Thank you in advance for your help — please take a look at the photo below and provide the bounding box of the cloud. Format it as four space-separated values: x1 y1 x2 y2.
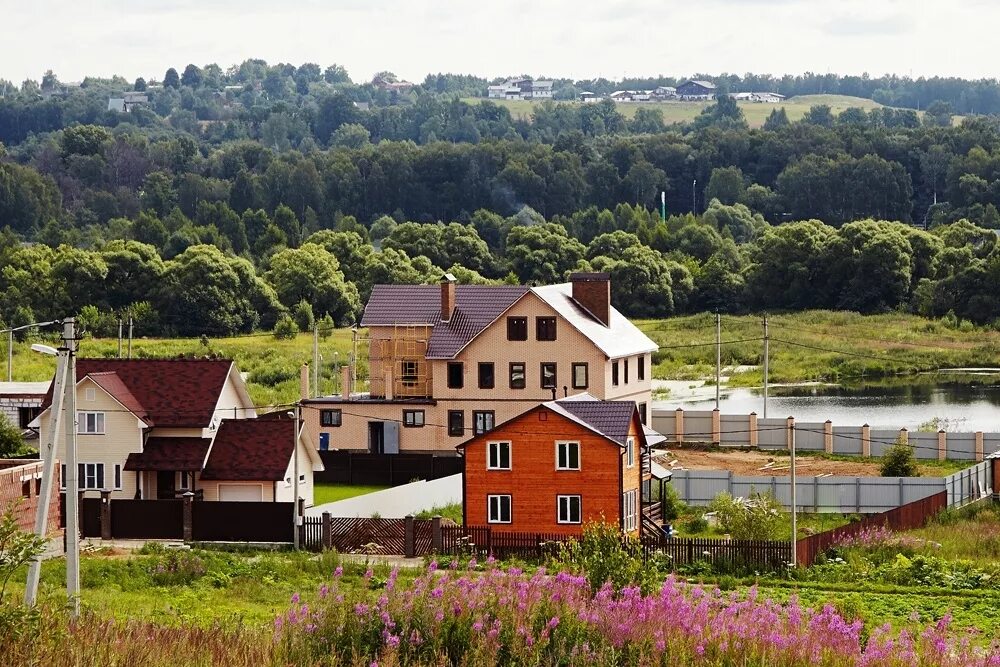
823 13 916 36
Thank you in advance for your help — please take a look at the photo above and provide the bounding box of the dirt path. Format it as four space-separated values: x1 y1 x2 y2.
655 448 886 477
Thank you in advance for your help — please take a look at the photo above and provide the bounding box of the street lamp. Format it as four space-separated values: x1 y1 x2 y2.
3 320 59 381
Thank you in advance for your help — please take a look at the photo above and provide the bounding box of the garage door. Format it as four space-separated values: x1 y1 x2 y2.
218 484 263 501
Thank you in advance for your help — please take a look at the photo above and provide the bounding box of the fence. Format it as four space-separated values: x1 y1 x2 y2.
795 491 948 565
315 451 463 486
641 536 791 571
306 474 462 518
651 408 1000 462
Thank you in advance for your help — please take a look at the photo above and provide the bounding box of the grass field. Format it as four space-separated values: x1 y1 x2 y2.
313 483 387 506
465 94 891 128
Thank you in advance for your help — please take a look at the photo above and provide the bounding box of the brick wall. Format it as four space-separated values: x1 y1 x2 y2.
0 459 61 533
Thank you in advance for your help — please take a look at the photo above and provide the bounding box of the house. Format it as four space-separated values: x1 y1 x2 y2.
33 359 260 501
487 84 507 99
489 78 554 100
732 91 785 103
676 80 717 99
530 80 554 99
107 92 148 113
579 91 600 103
302 272 658 456
458 394 648 535
0 381 48 441
652 86 677 100
609 90 634 102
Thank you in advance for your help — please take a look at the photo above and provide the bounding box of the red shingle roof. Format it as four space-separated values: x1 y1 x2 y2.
41 359 235 428
123 437 212 472
86 372 149 424
199 419 294 481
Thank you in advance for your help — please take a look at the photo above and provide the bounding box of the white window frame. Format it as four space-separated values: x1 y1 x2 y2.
625 437 635 468
84 387 96 402
487 441 511 470
487 494 511 523
623 489 638 532
78 463 105 490
77 411 105 435
555 441 581 471
557 495 582 524
178 471 191 490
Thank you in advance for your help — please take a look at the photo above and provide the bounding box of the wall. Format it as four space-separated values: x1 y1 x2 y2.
0 459 61 533
197 480 276 502
306 474 462 518
273 435 317 506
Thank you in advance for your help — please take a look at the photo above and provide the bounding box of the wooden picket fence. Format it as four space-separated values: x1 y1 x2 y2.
641 535 791 570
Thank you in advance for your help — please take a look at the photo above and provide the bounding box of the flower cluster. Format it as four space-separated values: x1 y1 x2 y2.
834 526 933 552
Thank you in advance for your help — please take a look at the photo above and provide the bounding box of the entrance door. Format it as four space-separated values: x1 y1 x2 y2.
368 422 385 454
157 471 176 499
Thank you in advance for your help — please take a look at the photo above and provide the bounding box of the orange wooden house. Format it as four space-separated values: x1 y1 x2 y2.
457 394 649 535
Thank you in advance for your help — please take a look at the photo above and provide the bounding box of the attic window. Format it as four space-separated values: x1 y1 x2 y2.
85 388 96 402
507 317 527 341
536 317 557 341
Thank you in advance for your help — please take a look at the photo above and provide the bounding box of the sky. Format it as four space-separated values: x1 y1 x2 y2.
2 0 997 85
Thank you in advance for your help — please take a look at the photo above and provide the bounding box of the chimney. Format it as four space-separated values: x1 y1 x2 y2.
440 273 457 322
299 364 310 400
570 272 611 327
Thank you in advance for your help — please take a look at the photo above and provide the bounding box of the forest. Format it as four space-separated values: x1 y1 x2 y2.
5 61 1000 335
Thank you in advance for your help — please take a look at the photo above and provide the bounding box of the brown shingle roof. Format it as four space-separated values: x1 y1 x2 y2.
548 397 639 447
41 359 235 428
86 372 150 424
199 419 293 481
360 284 529 359
123 437 211 471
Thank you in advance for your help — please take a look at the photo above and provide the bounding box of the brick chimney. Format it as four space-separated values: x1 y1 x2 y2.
570 272 611 327
440 273 457 322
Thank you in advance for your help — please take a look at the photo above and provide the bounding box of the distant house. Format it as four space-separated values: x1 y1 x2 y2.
372 76 414 93
0 381 48 441
676 80 717 99
458 394 649 535
733 91 785 103
652 86 677 100
488 78 554 100
487 84 507 99
609 90 633 101
108 92 148 113
579 91 600 103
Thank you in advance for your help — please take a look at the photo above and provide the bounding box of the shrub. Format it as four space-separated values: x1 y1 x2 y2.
708 491 783 540
317 313 334 340
662 483 685 522
880 438 919 477
147 551 207 586
292 300 314 332
551 521 656 593
273 314 298 340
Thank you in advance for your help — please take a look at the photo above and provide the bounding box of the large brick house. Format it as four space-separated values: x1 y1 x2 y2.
458 394 648 535
302 273 658 454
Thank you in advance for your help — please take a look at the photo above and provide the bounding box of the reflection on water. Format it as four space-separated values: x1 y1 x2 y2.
665 374 1000 431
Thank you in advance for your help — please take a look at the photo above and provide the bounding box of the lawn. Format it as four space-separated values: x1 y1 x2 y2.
313 483 387 506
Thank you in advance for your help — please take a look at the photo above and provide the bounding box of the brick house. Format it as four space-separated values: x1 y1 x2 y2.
302 273 658 455
0 459 60 533
458 394 648 535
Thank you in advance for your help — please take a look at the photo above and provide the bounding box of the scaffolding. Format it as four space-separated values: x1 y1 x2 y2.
367 324 432 399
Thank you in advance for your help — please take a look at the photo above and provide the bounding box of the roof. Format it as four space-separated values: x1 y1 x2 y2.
124 437 211 472
531 283 658 358
200 419 296 481
86 372 150 424
546 394 639 447
40 359 237 428
0 381 49 398
682 80 717 89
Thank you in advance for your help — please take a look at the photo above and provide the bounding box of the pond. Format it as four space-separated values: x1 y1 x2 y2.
658 371 1000 432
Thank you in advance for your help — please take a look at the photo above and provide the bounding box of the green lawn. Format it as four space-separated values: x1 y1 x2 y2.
313 483 387 506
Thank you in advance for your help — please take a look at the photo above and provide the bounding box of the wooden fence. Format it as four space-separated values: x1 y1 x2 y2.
642 536 791 570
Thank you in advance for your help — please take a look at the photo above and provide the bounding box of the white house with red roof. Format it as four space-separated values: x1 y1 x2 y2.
33 359 322 503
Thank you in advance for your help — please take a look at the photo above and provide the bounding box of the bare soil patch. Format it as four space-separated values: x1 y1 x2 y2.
656 448 883 477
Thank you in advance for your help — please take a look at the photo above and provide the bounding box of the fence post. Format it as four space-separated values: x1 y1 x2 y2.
938 430 947 462
824 421 833 454
856 477 861 514
749 412 758 448
675 408 684 444
100 489 112 540
711 408 721 445
976 432 985 462
899 427 909 446
786 416 795 452
432 515 442 553
182 491 194 542
862 424 871 458
898 477 904 507
405 515 415 558
322 512 332 550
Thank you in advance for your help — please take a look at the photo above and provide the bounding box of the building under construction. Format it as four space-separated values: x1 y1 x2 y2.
366 324 433 399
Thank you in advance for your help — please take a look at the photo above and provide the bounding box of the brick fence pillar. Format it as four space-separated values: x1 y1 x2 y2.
431 515 442 553
404 515 415 558
862 424 871 458
675 408 684 444
976 432 985 462
938 430 947 462
322 512 332 550
711 409 721 445
824 420 833 454
100 489 112 541
749 412 758 448
899 427 909 446
182 491 194 541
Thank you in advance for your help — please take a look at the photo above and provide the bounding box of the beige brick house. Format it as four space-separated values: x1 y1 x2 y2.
302 273 657 454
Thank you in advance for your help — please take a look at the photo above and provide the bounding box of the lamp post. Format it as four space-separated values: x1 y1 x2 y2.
3 320 59 381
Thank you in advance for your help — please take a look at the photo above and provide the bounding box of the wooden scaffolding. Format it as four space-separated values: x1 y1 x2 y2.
367 324 432 399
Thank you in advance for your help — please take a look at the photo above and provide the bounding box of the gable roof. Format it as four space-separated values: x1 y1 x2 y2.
546 394 640 447
40 359 236 428
681 80 717 89
200 418 323 481
124 437 211 472
86 372 150 424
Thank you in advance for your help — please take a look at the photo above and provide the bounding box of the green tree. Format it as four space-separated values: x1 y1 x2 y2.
505 223 585 284
0 413 25 457
705 167 746 205
762 107 790 131
330 123 371 149
163 67 180 88
265 243 362 325
273 313 298 340
181 64 202 87
292 299 315 331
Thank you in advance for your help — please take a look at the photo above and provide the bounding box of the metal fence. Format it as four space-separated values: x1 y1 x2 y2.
315 451 463 486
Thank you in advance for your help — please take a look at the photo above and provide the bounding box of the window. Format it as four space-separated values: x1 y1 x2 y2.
612 361 620 387
488 495 512 523
401 360 419 386
557 495 582 524
536 316 557 341
638 355 645 381
448 410 464 437
60 464 65 490
638 402 648 425
77 412 105 434
624 359 630 384
114 464 122 490
487 441 511 470
84 387 96 402
18 406 40 428
556 441 580 470
320 409 342 427
478 362 495 389
178 471 190 490
623 490 638 532
403 410 425 427
507 317 527 341
572 363 588 389
509 362 526 389
75 463 105 490
625 437 635 468
447 362 464 389
474 411 495 435
540 362 557 389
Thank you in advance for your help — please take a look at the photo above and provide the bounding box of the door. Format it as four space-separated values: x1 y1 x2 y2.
157 470 176 499
218 484 263 501
368 422 385 454
383 421 400 455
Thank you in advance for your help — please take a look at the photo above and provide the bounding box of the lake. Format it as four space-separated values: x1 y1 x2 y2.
658 372 1000 432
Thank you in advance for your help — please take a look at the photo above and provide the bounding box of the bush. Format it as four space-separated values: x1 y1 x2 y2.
317 313 334 340
662 484 685 522
551 521 657 593
292 300 314 332
273 314 298 340
0 413 25 458
880 438 919 477
708 491 783 540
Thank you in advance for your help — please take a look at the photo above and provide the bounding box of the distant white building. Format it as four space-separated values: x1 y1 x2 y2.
579 91 601 103
108 92 148 113
732 91 785 103
488 78 554 100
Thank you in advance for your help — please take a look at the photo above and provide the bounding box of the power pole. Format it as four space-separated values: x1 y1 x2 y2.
715 313 721 410
789 421 797 567
117 319 123 359
312 324 319 398
292 403 300 550
63 317 80 616
692 179 697 214
127 317 133 359
762 314 769 420
24 337 69 606
660 191 666 223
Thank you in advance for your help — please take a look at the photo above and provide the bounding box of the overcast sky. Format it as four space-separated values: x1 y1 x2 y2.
2 0 996 85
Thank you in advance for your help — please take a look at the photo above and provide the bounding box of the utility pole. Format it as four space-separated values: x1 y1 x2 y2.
789 421 797 568
24 336 69 606
715 313 721 410
312 324 319 398
292 403 300 550
63 317 80 616
762 314 769 420
117 319 123 359
660 191 666 223
127 317 133 359
692 179 697 214
351 327 359 395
